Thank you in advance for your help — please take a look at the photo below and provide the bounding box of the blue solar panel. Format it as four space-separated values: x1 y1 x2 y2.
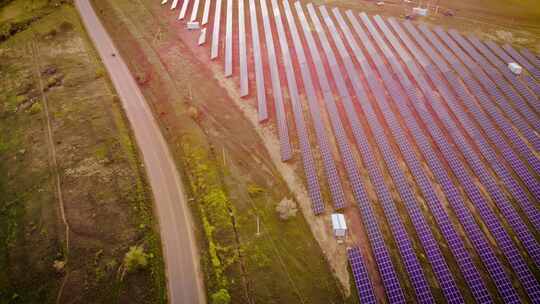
380 15 540 302
288 2 406 302
324 6 466 303
238 0 248 96
272 0 344 213
259 0 292 161
248 0 268 121
307 4 434 302
348 247 377 304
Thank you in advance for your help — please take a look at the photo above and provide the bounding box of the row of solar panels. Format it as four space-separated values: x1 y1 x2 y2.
161 0 539 302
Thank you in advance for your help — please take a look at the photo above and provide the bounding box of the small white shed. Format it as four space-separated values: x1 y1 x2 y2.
508 62 522 75
412 7 428 16
331 213 347 238
187 21 200 30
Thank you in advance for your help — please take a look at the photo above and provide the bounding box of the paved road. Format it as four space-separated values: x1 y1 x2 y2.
75 1 206 303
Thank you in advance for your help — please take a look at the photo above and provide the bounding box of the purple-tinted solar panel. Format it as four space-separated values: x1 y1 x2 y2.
271 0 332 214
170 0 180 10
259 0 292 161
474 42 540 131
201 0 211 25
307 4 434 302
502 44 540 81
210 0 222 59
482 39 540 108
288 2 405 302
272 0 345 209
179 0 191 19
364 13 524 301
238 0 248 96
348 247 377 304
322 6 464 303
379 15 540 302
345 10 492 303
520 48 540 69
447 30 540 174
189 0 200 21
224 0 233 76
390 14 540 274
248 0 268 121
419 24 540 227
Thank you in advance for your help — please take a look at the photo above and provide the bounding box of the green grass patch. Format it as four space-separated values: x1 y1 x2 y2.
180 138 241 304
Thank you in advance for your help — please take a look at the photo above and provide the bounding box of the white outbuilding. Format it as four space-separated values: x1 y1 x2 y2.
331 213 347 239
508 62 523 75
412 7 428 16
187 21 200 30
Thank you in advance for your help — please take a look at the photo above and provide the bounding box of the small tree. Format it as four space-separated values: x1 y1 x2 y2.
276 198 297 220
211 289 231 304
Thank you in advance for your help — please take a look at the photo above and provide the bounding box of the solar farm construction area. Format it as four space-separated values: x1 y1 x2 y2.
128 0 540 301
158 0 540 302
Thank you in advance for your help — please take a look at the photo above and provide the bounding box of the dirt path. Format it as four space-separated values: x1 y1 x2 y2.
74 0 206 303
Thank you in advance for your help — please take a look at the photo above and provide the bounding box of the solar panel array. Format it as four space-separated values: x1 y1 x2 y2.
417 24 540 231
480 36 538 105
238 0 248 96
385 17 540 300
162 1 540 302
346 10 492 303
503 44 540 81
289 2 405 301
248 0 267 122
347 247 377 304
270 0 331 213
259 0 292 162
446 31 540 175
399 22 540 255
224 0 233 76
210 0 222 59
520 48 540 69
362 12 522 303
322 6 462 302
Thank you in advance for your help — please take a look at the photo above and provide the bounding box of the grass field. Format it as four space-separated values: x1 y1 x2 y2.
0 1 166 303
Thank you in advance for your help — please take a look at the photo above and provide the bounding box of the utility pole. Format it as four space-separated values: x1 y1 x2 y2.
256 215 260 236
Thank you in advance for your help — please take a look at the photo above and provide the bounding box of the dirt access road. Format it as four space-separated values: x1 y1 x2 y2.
74 0 206 303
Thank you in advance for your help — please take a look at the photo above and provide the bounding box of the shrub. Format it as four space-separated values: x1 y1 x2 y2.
28 102 42 114
124 246 149 272
211 289 231 304
276 198 297 220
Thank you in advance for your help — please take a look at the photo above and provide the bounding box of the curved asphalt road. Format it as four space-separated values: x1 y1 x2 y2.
75 1 206 303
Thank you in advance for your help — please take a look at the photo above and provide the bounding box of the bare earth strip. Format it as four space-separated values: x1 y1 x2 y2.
74 0 206 303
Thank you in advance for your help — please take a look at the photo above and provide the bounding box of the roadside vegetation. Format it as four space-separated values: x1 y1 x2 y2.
89 0 356 302
0 0 165 303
